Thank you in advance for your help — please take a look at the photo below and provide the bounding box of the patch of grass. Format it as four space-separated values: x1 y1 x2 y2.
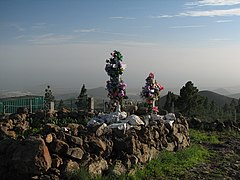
68 167 93 180
190 129 220 144
133 144 211 179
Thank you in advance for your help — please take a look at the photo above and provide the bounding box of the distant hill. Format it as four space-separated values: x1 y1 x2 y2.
159 90 237 109
88 87 108 99
55 87 140 100
0 90 34 98
212 88 231 96
55 92 78 100
55 87 108 100
88 87 141 100
198 91 236 107
228 93 240 100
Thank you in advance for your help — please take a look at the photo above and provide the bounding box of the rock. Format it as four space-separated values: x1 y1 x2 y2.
43 123 61 134
77 124 88 136
122 155 132 169
109 123 130 135
88 158 108 175
165 113 176 121
45 133 53 143
128 154 139 166
41 174 60 180
0 136 52 177
15 119 29 133
95 123 109 137
151 113 162 121
180 135 190 148
166 142 175 151
49 139 69 155
65 133 83 146
51 154 63 168
62 159 79 174
0 119 16 138
126 115 145 126
119 111 128 119
48 168 61 176
67 123 79 136
0 138 15 155
174 133 184 143
113 136 129 156
138 143 151 163
55 131 66 141
79 152 91 167
149 147 159 161
188 117 202 129
128 168 137 176
88 137 107 156
67 147 84 160
112 160 127 175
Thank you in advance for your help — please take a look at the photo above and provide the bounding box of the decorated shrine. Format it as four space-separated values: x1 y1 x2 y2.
141 73 164 113
105 50 127 111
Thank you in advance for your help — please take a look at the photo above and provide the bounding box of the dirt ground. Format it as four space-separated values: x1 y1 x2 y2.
183 132 240 180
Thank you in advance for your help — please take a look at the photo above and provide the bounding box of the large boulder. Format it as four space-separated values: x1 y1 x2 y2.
0 136 52 178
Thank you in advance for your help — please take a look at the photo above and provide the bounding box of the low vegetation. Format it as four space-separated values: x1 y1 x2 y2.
133 144 210 180
189 129 220 144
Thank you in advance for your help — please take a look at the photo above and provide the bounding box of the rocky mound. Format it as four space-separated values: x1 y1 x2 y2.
0 114 190 179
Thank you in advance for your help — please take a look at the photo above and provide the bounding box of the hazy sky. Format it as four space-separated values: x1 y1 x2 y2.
0 0 240 92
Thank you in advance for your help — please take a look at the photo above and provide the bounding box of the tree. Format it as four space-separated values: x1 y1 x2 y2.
76 84 88 111
236 98 240 113
230 98 237 111
58 99 65 111
176 81 201 116
203 97 209 110
210 100 216 112
44 85 55 111
223 103 230 113
163 91 176 113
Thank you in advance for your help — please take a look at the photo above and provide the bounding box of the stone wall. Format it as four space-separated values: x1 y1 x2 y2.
0 114 190 179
